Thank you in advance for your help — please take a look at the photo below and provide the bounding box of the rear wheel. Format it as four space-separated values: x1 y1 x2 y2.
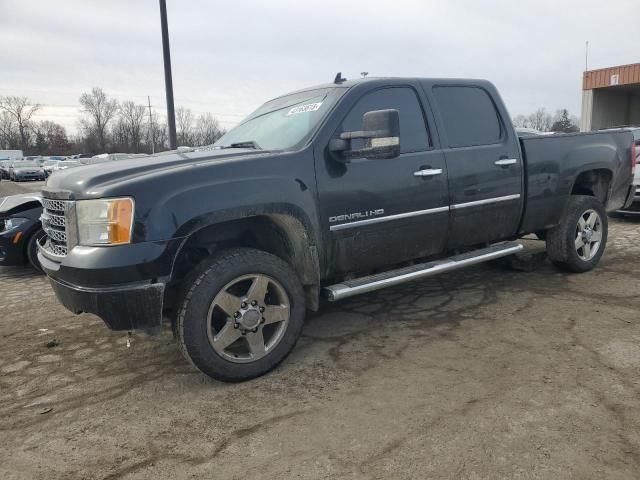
175 248 305 382
546 195 607 273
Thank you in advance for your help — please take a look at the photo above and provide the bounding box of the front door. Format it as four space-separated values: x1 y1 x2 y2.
317 86 450 273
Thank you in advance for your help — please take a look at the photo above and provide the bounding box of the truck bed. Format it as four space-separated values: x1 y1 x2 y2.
518 130 634 234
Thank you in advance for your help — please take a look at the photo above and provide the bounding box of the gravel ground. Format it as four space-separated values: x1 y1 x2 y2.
1 180 639 479
0 179 45 196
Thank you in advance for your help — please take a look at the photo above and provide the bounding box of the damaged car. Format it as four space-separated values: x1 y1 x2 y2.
0 193 45 272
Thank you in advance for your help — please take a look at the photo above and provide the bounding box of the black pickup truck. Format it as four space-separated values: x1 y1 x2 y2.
38 77 636 381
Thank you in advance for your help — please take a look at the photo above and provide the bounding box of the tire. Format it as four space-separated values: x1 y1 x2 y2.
546 195 608 273
26 229 46 273
175 248 306 382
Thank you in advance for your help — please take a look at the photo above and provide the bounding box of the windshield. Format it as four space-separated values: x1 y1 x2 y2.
213 87 344 151
13 162 39 168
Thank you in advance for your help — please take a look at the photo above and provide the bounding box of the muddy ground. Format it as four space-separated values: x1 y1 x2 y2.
1 180 639 479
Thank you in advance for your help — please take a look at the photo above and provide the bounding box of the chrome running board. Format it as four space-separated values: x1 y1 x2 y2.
323 241 523 301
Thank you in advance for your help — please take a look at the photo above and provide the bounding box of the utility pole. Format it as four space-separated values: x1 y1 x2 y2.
147 96 155 154
159 0 177 150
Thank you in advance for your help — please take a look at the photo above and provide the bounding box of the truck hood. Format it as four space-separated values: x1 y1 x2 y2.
43 148 274 200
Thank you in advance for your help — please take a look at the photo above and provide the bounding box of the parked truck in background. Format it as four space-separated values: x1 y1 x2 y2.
37 77 636 382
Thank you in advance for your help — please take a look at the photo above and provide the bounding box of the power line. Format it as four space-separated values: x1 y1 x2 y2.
32 102 245 119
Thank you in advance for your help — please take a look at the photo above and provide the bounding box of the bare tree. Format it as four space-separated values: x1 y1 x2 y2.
119 101 147 152
79 87 118 152
514 107 578 133
111 118 129 151
526 108 553 132
194 113 225 146
147 119 168 154
0 96 40 150
31 120 69 155
0 110 20 149
176 107 195 146
512 114 529 129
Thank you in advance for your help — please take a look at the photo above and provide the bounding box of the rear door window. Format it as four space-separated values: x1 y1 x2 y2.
433 86 503 148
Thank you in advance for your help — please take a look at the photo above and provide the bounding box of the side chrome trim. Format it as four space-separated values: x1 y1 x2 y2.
330 194 521 231
329 206 449 231
452 194 521 210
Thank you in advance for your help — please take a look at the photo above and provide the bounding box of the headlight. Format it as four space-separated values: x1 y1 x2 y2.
1 217 29 232
76 197 134 246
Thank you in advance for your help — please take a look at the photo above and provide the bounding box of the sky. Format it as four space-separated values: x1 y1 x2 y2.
1 0 639 134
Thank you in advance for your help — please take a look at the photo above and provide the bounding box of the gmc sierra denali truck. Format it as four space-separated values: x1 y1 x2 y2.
38 77 636 382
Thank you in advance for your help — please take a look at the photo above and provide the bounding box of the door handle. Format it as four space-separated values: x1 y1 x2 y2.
414 168 443 177
494 158 518 166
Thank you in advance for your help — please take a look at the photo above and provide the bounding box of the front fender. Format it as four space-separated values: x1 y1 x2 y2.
131 151 320 243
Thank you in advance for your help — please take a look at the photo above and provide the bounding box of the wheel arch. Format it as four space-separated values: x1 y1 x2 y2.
169 212 321 311
570 168 613 205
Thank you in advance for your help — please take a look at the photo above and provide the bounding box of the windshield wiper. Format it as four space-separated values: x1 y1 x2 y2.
224 141 262 150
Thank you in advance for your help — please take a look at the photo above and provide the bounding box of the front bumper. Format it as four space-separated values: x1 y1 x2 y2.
14 174 45 181
0 223 35 266
47 274 165 331
38 237 184 331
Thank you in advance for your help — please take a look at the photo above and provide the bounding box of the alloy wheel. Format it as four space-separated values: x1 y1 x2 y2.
206 274 290 363
575 209 602 261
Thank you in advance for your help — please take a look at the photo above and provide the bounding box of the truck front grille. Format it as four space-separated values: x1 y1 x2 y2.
41 198 73 256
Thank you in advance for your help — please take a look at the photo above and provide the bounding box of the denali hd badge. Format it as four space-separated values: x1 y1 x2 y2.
329 209 385 223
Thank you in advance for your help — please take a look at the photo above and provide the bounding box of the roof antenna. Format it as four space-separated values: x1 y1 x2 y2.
334 72 347 84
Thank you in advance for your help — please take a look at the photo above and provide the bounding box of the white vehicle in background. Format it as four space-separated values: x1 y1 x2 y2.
515 128 556 137
51 160 81 172
79 153 148 166
0 150 24 161
42 160 61 177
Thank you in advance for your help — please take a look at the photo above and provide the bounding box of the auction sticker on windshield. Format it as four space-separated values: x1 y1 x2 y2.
286 102 323 116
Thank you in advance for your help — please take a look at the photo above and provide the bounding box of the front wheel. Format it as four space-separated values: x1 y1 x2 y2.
26 229 46 273
546 195 608 273
175 248 306 382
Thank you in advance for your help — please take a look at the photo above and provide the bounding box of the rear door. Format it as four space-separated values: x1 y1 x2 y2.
316 85 449 273
428 84 523 247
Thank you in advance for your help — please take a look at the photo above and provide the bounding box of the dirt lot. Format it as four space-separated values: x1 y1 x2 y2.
1 180 639 480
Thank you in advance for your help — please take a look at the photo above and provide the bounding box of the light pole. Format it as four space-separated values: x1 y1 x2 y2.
159 0 177 150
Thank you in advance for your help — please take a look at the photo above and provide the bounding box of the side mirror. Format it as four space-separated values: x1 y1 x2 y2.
330 109 400 162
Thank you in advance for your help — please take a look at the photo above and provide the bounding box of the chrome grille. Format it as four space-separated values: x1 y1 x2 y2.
41 198 73 256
